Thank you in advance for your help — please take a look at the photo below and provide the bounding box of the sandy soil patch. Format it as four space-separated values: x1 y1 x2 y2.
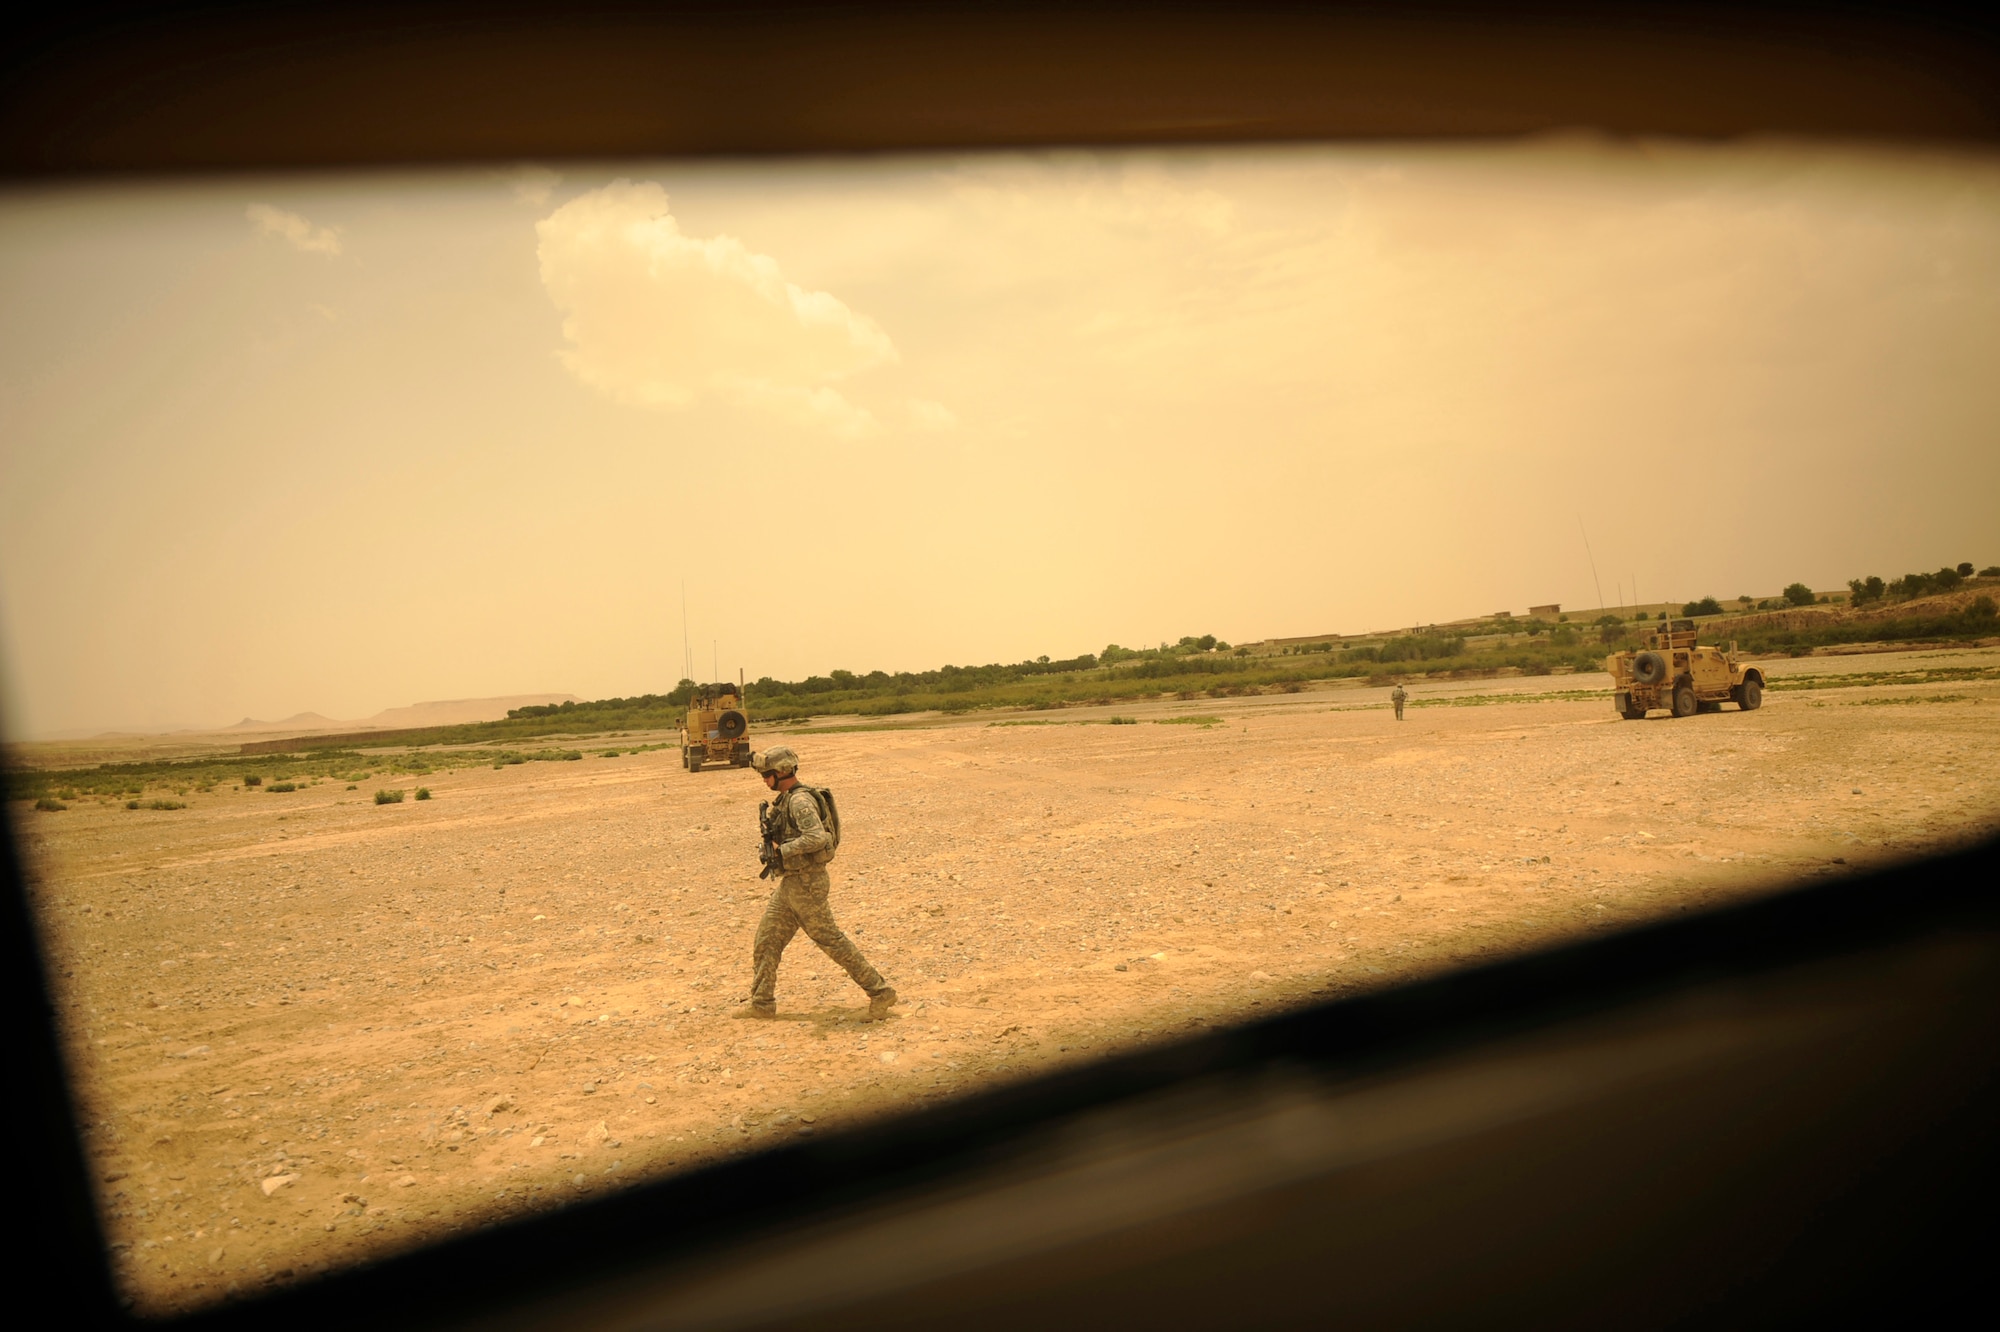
16 647 2000 1312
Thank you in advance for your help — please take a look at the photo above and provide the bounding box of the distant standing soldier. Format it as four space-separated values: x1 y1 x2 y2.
1391 682 1408 721
738 746 896 1021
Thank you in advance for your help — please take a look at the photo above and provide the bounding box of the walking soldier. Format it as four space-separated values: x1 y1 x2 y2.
738 746 896 1021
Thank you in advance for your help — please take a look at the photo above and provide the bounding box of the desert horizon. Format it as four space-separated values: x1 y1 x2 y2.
5 139 1999 741
13 566 1991 756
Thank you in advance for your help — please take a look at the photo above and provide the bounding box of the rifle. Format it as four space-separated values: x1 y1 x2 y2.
757 799 783 879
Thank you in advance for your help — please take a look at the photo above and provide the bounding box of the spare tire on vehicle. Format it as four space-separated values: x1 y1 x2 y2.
1632 651 1668 685
717 709 748 739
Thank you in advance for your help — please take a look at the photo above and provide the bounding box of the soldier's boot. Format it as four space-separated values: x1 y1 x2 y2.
867 987 899 1021
733 1000 777 1020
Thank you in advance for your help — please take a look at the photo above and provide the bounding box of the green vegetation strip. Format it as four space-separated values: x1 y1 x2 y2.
6 743 603 804
12 604 1996 800
1766 665 2000 691
987 715 1223 728
1406 689 1609 708
1729 598 1996 655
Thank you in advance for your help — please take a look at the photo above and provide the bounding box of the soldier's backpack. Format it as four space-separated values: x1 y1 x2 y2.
789 784 841 860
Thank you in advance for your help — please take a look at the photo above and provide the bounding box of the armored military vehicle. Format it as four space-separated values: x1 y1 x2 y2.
1607 619 1765 720
681 682 751 772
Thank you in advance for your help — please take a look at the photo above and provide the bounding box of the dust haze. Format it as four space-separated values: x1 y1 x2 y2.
4 139 1998 737
5 141 2000 1313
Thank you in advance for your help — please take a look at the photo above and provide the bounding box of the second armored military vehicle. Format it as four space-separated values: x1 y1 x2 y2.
1606 619 1765 720
681 682 751 772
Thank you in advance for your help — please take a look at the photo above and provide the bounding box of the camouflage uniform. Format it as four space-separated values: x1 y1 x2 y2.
1391 684 1407 721
751 785 886 1007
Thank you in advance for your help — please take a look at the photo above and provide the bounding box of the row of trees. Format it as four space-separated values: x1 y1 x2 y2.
495 562 1995 728
505 638 1249 720
1849 562 1993 607
1672 562 1992 621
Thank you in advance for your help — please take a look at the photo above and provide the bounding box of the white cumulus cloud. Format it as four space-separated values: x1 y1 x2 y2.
246 203 342 256
906 398 959 431
535 180 897 437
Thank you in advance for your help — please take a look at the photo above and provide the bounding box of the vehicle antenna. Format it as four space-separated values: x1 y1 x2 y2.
681 581 692 686
1579 517 1606 613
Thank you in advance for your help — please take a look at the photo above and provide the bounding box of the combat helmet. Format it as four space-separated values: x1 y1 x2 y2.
751 746 799 776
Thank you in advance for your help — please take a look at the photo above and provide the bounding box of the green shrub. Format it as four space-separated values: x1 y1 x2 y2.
1783 582 1815 607
375 789 404 805
1682 596 1724 616
415 787 432 800
125 799 141 810
34 797 66 812
147 799 186 810
1108 716 1137 724
346 784 358 790
268 781 297 793
1981 566 2000 578
600 750 621 758
1848 575 1886 607
243 775 262 787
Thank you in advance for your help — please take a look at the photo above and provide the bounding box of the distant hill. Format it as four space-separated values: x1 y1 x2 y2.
33 695 580 744
353 695 579 730
222 712 345 733
220 696 579 736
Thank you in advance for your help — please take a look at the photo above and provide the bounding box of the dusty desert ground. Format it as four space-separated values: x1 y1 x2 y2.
14 647 2000 1313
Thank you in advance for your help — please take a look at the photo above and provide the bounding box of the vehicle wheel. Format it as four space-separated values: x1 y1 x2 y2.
1632 651 1668 686
1739 678 1762 711
1671 683 1697 718
688 753 702 773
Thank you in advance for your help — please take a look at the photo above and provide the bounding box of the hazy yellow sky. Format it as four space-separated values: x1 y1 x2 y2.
3 139 1997 736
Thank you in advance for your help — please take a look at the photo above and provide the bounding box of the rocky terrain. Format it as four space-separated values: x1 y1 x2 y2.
15 647 2000 1314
